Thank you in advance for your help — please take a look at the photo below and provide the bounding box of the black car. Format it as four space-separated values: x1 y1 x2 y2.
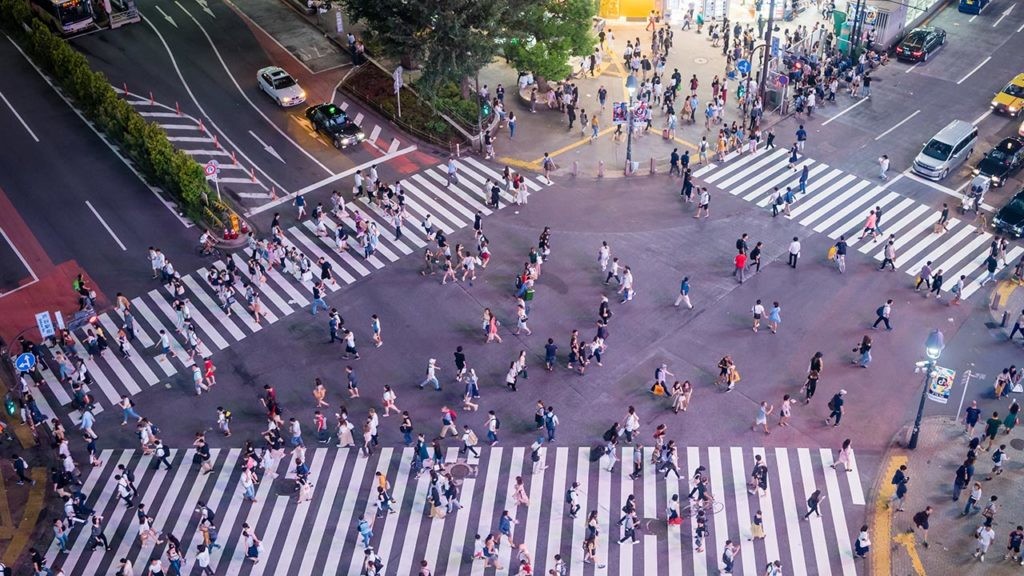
305 103 365 149
994 188 1024 238
895 27 946 63
973 137 1024 187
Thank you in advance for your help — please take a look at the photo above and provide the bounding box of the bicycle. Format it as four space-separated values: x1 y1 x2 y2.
682 494 724 516
196 244 224 259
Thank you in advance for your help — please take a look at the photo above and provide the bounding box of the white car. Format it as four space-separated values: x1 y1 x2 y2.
257 66 306 107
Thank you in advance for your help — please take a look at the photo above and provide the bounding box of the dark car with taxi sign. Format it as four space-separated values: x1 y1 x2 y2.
973 137 1024 187
305 103 366 149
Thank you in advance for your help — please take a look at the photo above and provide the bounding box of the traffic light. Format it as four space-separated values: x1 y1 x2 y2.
4 395 16 417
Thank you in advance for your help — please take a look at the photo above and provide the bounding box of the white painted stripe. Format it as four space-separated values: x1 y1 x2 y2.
298 450 352 576
0 88 40 142
806 183 883 231
641 447 657 574
869 215 937 262
333 208 412 257
201 449 245 572
159 123 201 130
39 346 74 408
51 451 129 561
875 110 920 141
182 149 231 156
543 447 569 575
452 160 516 205
401 179 469 231
130 450 195 559
743 161 823 203
29 390 57 430
217 456 277 573
145 290 197 367
707 447 728 575
957 56 991 84
729 448 756 576
315 448 369 573
691 161 717 178
949 244 1001 298
775 448 808 576
845 450 866 506
666 446 684 576
798 448 832 575
791 176 864 221
218 178 270 189
687 446 708 576
594 448 613 573
821 191 902 238
275 232 345 291
81 455 154 574
415 172 479 220
289 226 363 281
217 260 292 317
753 448 782 572
568 448 590 576
368 124 381 143
159 447 221 554
905 222 973 277
822 97 867 125
419 448 461 573
68 334 121 405
820 449 858 575
439 445 480 576
851 205 930 253
181 273 244 343
235 252 309 306
120 305 155 349
89 339 142 396
522 445 549 574
306 219 390 267
469 447 503 576
347 448 397 574
138 111 185 118
97 314 159 386
619 447 634 575
964 245 1024 298
131 297 190 370
352 197 428 250
166 136 214 142
85 201 127 251
899 219 962 268
704 148 786 184
354 112 364 125
387 183 464 235
498 448 526 571
717 149 793 189
422 169 493 215
832 197 916 242
339 101 349 111
931 233 991 286
255 451 325 576
754 165 844 207
388 138 400 153
247 494 290 576
463 156 545 193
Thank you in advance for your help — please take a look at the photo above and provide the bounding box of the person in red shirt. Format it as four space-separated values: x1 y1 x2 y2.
734 251 747 284
203 358 217 388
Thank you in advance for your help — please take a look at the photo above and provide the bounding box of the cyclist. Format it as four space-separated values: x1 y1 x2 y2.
198 230 217 256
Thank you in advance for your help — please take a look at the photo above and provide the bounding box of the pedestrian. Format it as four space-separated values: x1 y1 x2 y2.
795 124 807 151
779 394 795 426
721 540 740 573
951 274 967 305
342 329 361 360
418 358 440 391
872 299 893 330
544 407 559 442
984 412 1002 450
752 401 773 435
487 410 500 445
878 155 890 180
673 276 693 308
751 299 764 332
798 164 809 194
788 237 800 268
825 390 846 426
832 438 854 472
963 481 983 515
855 525 871 559
734 250 747 283
803 489 826 519
694 187 710 218
1005 526 1024 563
1008 309 1024 341
629 442 644 480
499 509 518 548
879 239 897 271
768 301 781 334
913 506 932 548
975 523 996 562
749 509 766 541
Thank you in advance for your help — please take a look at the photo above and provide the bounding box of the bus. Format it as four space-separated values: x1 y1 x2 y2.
958 0 991 14
28 0 95 35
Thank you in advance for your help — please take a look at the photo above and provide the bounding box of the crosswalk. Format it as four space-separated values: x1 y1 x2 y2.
693 148 1023 299
48 445 866 575
35 156 549 426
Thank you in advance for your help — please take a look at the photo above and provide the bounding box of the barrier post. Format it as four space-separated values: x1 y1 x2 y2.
572 160 579 178
650 157 656 174
598 160 605 178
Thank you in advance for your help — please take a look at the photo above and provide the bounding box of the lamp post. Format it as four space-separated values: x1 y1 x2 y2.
758 0 777 103
908 329 945 450
625 74 638 175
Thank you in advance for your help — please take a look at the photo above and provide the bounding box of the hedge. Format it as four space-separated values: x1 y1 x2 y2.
0 0 229 228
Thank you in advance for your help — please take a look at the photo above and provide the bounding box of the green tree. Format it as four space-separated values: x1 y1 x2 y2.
503 0 596 83
339 0 506 95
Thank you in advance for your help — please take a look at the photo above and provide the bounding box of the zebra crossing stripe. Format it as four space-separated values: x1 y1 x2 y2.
257 451 325 576
820 449 858 576
130 297 187 368
39 346 73 408
402 179 469 232
442 448 480 576
420 448 461 573
703 149 783 184
425 169 492 215
522 445 548 573
497 447 526 571
797 448 832 575
619 447 634 575
594 450 613 573
899 218 962 267
642 447 658 575
717 152 790 191
412 173 479 221
394 449 435 576
463 156 546 193
753 447 782 571
81 455 154 574
568 448 589 576
834 196 915 243
707 448 729 574
469 447 504 576
287 227 358 284
96 314 159 387
664 447 684 576
742 161 825 203
297 449 351 575
456 161 517 205
319 450 369 572
806 183 883 232
201 448 245 573
544 447 569 571
374 448 412 570
786 174 856 218
353 197 428 250
218 258 293 317
906 222 972 278
178 274 243 344
49 451 126 562
218 450 276 574
66 334 122 405
145 290 198 367
792 176 865 222
774 447 808 576
729 448 756 576
191 270 265 334
392 183 462 235
687 446 708 576
116 306 155 348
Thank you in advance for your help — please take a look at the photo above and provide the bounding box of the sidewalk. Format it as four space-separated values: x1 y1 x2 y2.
476 7 829 178
875 417 1024 576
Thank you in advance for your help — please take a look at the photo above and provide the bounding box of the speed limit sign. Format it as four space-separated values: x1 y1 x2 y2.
204 160 220 177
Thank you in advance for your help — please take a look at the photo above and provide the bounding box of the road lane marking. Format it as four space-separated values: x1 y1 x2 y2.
84 201 127 251
872 455 909 576
821 97 867 125
993 3 1016 26
904 62 920 74
957 56 991 85
875 109 920 140
171 2 334 177
972 109 993 125
0 225 38 283
0 89 39 142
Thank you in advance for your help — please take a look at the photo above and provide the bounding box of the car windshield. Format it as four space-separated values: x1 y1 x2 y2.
1005 198 1024 216
1003 84 1024 98
988 149 1009 163
58 0 91 24
272 75 297 90
904 34 926 48
922 140 952 161
322 111 347 128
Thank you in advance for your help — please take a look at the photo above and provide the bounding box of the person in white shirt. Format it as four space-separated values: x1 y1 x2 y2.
788 237 801 268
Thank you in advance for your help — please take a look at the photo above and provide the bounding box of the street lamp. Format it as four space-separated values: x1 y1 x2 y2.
908 329 945 450
625 74 638 176
757 0 777 103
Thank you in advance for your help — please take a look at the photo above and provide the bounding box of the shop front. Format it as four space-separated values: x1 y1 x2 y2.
837 0 949 51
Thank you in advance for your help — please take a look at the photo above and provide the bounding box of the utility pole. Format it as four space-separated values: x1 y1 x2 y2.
758 0 777 103
848 0 865 56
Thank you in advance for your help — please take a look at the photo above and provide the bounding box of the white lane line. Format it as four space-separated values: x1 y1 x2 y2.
165 136 212 142
821 97 867 125
845 450 866 506
798 448 833 576
541 447 568 576
880 172 905 189
85 201 127 251
957 56 992 85
904 62 920 74
368 125 382 144
707 447 729 575
1018 20 1024 32
469 448 504 576
248 145 418 215
687 447 708 576
388 138 401 153
140 15 293 199
568 449 590 576
774 448 808 576
973 109 993 126
875 109 920 141
970 14 979 22
619 447 634 576
753 448 783 573
0 226 38 282
297 451 352 576
96 314 159 386
820 450 858 576
994 3 1016 27
728 448 756 576
497 448 526 572
0 88 39 142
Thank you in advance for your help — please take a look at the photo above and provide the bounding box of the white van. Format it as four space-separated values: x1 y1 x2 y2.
913 120 978 180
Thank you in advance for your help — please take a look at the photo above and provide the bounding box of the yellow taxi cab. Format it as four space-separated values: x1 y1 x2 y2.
992 73 1024 117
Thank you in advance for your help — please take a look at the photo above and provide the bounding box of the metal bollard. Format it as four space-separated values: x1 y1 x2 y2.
455 143 461 158
1002 310 1009 327
650 157 656 174
572 160 579 177
624 160 631 176
598 160 605 178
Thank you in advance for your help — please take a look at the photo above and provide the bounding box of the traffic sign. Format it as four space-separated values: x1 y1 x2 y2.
35 311 55 338
204 160 220 177
14 353 35 373
736 59 751 75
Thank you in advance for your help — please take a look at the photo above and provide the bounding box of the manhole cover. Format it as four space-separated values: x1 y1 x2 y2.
641 518 668 537
1010 438 1024 451
694 57 709 64
445 461 478 483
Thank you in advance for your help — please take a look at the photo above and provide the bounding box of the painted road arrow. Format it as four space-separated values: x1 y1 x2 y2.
249 130 285 163
154 5 178 27
195 0 216 18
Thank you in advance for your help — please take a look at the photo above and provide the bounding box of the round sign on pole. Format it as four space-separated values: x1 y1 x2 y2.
204 160 219 177
737 59 751 75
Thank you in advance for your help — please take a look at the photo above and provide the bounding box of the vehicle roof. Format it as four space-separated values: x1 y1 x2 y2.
259 66 290 78
995 137 1024 151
